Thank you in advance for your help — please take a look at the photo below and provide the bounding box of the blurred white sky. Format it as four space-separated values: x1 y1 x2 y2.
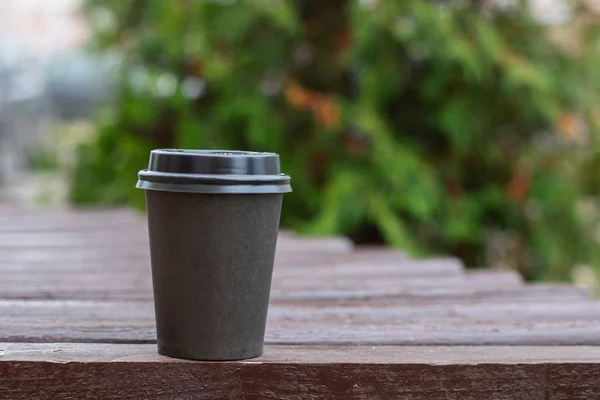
0 0 87 60
530 0 572 24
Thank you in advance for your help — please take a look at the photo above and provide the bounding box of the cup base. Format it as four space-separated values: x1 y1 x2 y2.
157 343 264 361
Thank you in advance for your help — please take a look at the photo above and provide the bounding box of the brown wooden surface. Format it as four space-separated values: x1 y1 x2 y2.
2 343 600 400
2 205 600 398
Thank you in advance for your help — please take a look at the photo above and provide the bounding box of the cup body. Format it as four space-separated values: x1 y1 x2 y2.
145 190 282 360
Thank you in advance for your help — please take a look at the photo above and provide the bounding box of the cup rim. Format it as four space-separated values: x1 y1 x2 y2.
137 170 292 194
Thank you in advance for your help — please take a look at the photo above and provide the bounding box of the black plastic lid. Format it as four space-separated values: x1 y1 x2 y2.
136 149 292 194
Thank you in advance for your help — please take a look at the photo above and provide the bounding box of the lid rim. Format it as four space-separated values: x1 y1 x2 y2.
138 169 290 184
136 179 292 194
152 149 278 157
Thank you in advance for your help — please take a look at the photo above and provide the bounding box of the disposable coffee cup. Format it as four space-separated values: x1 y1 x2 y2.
136 149 291 361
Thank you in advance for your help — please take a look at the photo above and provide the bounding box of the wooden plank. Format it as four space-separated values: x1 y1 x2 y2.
0 249 377 264
7 315 600 345
0 207 137 217
0 209 141 226
4 297 600 321
276 256 460 272
0 221 143 233
3 295 600 345
0 231 353 252
271 270 521 292
0 247 340 264
275 251 409 265
0 240 349 257
1 343 600 399
277 237 354 253
0 232 149 246
0 270 523 301
0 248 152 263
0 205 137 214
0 269 518 290
0 209 292 239
3 342 600 364
0 258 461 277
0 282 581 303
270 283 589 302
548 364 600 400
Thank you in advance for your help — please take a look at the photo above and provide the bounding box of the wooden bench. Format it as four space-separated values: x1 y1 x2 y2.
1 205 600 399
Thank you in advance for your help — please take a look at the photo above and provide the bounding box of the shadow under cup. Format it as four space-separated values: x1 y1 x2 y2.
137 149 291 361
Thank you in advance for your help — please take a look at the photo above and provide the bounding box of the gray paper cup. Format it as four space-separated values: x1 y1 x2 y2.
136 149 291 361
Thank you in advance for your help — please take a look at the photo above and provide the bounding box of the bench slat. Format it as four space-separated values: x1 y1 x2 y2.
1 343 599 400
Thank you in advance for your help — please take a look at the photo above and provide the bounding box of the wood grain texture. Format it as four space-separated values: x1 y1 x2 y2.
0 258 460 276
0 270 522 300
0 233 354 253
0 231 518 301
2 205 600 398
3 295 600 345
2 344 600 400
0 276 537 301
6 315 600 345
3 343 600 364
3 297 599 320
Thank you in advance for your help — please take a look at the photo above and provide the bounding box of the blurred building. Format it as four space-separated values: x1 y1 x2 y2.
0 0 89 185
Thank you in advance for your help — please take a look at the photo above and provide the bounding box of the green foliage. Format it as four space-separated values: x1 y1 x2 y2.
73 0 600 280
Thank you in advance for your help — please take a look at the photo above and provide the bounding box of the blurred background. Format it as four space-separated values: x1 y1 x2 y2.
2 0 600 288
